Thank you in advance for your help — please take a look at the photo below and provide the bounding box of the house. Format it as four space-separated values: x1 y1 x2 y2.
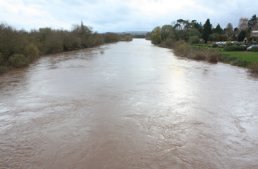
251 30 258 37
251 30 258 43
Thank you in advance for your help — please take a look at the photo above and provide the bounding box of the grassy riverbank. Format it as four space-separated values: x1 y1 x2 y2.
220 51 258 66
148 16 258 74
192 43 258 72
219 51 258 73
171 41 220 63
0 23 132 74
160 41 258 74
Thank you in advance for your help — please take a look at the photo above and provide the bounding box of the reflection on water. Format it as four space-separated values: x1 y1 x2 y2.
0 39 258 169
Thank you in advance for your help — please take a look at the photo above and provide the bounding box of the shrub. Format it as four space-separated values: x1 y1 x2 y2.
150 27 162 45
64 35 81 51
160 38 175 48
8 54 29 68
188 36 200 44
249 62 258 74
212 43 218 48
173 41 219 63
174 41 192 57
0 52 3 65
191 50 206 60
103 33 120 43
24 43 39 61
119 35 133 41
206 49 220 63
224 44 246 51
0 66 8 74
219 54 249 67
44 35 64 54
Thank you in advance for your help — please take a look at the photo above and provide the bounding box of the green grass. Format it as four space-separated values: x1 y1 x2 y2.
220 51 258 67
192 44 211 49
192 44 258 67
188 43 258 73
192 44 258 73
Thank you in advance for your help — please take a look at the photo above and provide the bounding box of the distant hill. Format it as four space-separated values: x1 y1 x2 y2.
115 31 148 36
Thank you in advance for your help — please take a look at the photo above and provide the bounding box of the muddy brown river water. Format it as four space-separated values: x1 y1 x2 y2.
0 39 258 169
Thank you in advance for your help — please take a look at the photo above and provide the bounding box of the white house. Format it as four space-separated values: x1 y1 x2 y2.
250 30 258 43
251 30 258 37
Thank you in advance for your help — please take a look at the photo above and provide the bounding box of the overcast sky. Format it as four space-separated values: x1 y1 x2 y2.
0 0 257 32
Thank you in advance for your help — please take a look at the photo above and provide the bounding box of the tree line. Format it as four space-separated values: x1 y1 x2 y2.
0 22 132 73
149 14 258 46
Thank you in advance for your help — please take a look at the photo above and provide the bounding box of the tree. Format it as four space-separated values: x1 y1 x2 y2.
72 22 93 48
233 27 239 41
191 20 203 33
24 43 39 61
0 52 3 65
225 23 234 41
237 30 247 42
175 19 184 30
150 27 162 45
187 28 201 43
202 19 212 43
160 25 174 41
0 22 133 73
248 14 258 30
213 24 223 34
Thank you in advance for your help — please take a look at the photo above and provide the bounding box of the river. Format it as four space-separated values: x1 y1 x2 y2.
0 39 258 169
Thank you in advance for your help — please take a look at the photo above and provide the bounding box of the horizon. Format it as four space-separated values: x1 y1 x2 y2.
0 0 257 32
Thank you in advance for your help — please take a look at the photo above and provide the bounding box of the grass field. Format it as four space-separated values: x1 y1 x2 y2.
220 51 258 67
192 44 258 66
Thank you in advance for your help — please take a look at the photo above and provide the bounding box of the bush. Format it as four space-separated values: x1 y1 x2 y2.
160 38 175 48
205 49 220 63
8 54 29 68
249 62 258 73
119 35 133 42
188 36 200 44
63 35 81 51
190 50 207 60
151 27 162 45
212 43 218 48
0 52 3 65
219 54 249 67
0 66 8 74
224 44 246 51
173 41 219 63
103 33 120 43
24 43 39 61
44 35 64 54
174 41 192 57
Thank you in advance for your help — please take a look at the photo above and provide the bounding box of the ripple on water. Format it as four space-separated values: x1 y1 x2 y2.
1 39 258 169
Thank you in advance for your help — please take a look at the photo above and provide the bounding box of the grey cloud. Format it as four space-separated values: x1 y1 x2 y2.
0 0 257 32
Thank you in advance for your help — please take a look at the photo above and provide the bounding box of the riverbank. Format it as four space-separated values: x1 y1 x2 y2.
196 45 258 73
0 23 132 75
158 41 258 74
169 41 220 63
0 39 132 75
220 51 258 65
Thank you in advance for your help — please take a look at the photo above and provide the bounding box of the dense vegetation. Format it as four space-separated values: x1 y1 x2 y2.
149 14 258 73
0 23 132 74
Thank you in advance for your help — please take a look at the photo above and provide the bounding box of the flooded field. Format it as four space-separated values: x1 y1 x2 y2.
1 39 258 169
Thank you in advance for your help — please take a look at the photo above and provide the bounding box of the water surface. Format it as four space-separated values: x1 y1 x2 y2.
1 39 258 169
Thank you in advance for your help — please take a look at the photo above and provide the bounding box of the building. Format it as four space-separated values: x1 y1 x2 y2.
251 30 258 42
251 30 258 37
239 18 249 30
